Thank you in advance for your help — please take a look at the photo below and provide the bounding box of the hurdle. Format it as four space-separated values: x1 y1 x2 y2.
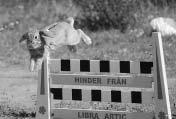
35 32 172 119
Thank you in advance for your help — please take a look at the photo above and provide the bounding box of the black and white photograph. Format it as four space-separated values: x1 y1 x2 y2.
0 0 176 119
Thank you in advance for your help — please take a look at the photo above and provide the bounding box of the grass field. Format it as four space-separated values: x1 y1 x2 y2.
0 34 176 118
0 0 176 118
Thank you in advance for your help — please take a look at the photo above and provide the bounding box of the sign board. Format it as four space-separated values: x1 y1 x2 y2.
50 74 153 88
52 108 154 119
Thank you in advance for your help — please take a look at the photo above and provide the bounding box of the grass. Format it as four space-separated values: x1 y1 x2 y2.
0 103 36 119
0 0 176 118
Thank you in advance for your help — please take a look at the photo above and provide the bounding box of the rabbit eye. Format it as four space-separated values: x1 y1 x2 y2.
34 36 38 39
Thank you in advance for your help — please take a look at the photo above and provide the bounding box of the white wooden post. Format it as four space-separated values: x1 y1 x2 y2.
152 32 172 119
36 56 51 119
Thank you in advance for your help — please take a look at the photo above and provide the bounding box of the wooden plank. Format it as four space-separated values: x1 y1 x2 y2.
51 108 154 119
71 59 80 73
102 90 111 102
110 60 120 73
63 88 72 100
49 59 153 74
50 74 153 88
152 32 172 119
121 91 131 103
49 59 61 73
90 60 100 73
142 91 154 104
82 89 91 102
36 58 51 119
50 88 153 104
130 61 140 74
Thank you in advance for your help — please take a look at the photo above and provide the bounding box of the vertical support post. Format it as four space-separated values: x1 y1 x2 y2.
152 32 172 119
36 56 51 119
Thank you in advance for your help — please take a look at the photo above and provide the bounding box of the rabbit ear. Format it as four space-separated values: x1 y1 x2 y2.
19 32 28 43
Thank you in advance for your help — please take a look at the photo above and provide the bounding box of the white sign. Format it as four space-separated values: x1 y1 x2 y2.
52 108 154 119
50 74 153 88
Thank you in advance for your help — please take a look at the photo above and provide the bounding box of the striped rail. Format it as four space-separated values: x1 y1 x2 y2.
36 32 172 119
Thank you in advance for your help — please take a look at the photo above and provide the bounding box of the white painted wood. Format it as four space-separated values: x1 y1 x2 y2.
90 60 100 73
36 57 51 119
142 91 154 104
63 88 72 100
49 59 60 73
71 59 80 73
110 60 120 73
130 61 140 74
52 108 154 119
121 91 131 103
82 89 91 102
49 87 154 104
49 59 153 74
152 32 172 119
50 73 153 88
102 90 111 102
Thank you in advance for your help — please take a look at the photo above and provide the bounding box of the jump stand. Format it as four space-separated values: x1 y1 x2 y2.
36 32 172 119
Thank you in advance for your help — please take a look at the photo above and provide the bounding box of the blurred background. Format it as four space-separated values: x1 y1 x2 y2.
0 0 176 118
0 0 176 76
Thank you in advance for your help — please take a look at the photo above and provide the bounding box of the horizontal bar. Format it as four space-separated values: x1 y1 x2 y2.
52 108 154 119
49 59 153 74
50 88 154 104
50 74 153 88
